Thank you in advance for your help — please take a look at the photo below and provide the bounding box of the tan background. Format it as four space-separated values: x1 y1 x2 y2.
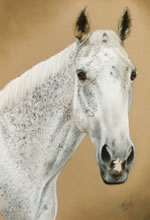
0 0 150 219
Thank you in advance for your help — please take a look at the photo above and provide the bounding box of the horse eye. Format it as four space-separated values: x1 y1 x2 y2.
77 71 87 81
130 69 137 81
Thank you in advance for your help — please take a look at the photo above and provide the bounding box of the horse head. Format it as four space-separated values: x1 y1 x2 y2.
73 8 136 184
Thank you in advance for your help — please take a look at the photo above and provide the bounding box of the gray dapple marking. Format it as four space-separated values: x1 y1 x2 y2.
0 8 137 220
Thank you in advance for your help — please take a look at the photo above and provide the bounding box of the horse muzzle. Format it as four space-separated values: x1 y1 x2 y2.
97 143 135 184
99 164 128 184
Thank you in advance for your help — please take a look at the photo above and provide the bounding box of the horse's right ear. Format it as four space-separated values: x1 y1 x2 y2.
117 7 131 42
74 8 90 42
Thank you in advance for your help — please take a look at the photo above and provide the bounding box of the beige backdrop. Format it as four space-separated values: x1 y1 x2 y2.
0 0 150 219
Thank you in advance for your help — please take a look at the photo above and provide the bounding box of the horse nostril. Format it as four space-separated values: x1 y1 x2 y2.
122 160 126 170
101 144 111 163
127 146 134 166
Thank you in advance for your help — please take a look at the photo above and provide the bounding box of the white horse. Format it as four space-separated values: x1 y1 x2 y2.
0 8 137 220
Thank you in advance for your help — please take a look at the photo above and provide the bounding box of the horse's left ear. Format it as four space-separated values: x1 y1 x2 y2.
74 8 90 42
117 8 131 42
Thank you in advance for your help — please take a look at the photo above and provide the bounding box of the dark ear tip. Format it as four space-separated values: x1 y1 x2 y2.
79 7 88 15
123 7 131 20
118 6 132 41
81 7 87 13
74 7 90 41
76 7 88 24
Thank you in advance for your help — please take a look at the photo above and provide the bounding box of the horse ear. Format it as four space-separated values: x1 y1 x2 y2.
117 7 131 41
74 8 90 42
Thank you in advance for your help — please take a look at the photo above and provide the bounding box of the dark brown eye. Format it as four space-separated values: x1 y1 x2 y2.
131 69 137 81
77 71 87 81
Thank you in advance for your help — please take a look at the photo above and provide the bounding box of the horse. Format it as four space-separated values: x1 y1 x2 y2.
0 8 137 220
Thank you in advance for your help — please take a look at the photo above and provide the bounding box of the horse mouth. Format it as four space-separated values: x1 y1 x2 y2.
101 177 126 185
99 167 128 185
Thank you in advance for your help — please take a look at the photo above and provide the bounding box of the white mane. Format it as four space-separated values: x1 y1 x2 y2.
0 30 126 114
0 42 76 113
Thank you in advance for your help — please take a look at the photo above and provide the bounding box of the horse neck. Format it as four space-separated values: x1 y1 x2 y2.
0 43 84 181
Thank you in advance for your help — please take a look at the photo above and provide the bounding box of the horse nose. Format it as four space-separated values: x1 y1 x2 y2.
100 144 135 184
109 146 135 178
101 144 135 169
